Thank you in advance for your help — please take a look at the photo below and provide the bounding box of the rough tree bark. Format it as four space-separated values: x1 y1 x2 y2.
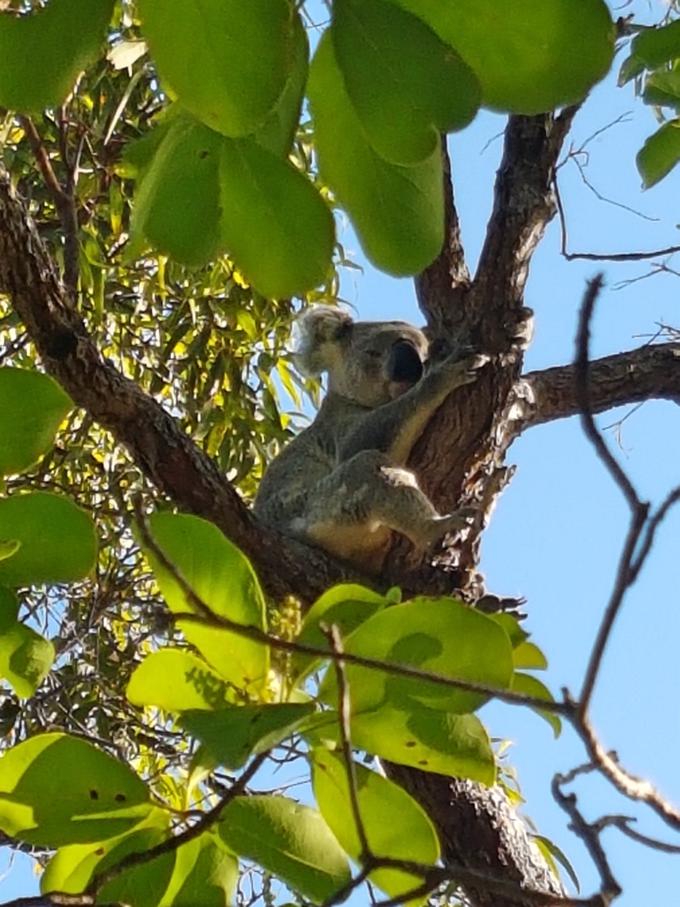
1 109 680 905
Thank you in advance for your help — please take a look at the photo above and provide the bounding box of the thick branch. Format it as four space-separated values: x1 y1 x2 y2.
0 167 352 601
520 342 680 432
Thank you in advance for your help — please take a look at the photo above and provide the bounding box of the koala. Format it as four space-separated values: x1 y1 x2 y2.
254 306 487 571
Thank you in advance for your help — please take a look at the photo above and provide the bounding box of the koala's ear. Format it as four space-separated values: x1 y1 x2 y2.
293 305 353 376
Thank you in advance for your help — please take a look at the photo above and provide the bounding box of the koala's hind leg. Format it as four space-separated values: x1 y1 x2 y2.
299 450 474 558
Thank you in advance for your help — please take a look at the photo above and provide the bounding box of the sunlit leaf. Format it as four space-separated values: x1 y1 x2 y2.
220 796 350 903
126 649 231 712
293 583 390 681
0 0 114 112
0 493 97 587
0 733 152 846
0 587 54 699
0 368 72 476
318 596 513 715
308 34 444 275
629 20 680 71
312 748 439 905
512 672 561 737
131 115 223 266
181 702 315 769
41 818 169 894
392 0 614 113
219 137 335 297
637 119 680 187
138 0 299 136
333 0 479 164
350 706 496 782
145 512 269 694
512 641 548 671
533 834 580 892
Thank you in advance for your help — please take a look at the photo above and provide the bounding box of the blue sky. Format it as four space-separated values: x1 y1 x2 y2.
4 0 680 903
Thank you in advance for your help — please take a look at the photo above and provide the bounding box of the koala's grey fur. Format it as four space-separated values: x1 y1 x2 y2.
254 306 486 571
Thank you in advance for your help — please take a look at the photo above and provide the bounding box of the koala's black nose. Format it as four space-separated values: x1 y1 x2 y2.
388 340 423 384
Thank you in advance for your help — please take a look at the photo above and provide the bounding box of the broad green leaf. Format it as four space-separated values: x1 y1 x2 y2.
138 0 298 136
293 583 389 681
99 850 175 907
0 588 54 699
512 641 547 671
0 492 97 586
392 0 614 114
131 115 223 266
308 34 444 275
487 612 529 647
637 119 680 187
312 748 439 905
181 702 315 769
630 20 680 71
350 706 496 783
158 833 238 907
41 817 169 894
0 0 114 112
146 512 268 694
318 597 513 715
643 69 680 111
127 649 231 712
333 0 479 164
512 672 561 737
219 137 335 297
255 14 309 157
0 368 71 476
220 796 350 903
0 733 152 846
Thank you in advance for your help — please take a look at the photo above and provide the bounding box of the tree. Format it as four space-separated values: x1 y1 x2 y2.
1 1 680 905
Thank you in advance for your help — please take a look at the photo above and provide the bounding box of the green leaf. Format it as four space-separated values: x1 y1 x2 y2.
392 0 614 114
643 69 680 111
312 748 439 905
512 672 561 737
512 641 548 671
487 612 529 647
41 818 169 894
158 833 238 907
146 512 269 694
637 119 680 187
318 597 514 715
254 13 309 157
0 492 97 587
532 834 580 893
0 368 71 476
181 702 315 769
218 137 335 297
0 540 20 561
332 0 479 164
350 706 496 783
0 0 114 112
630 20 680 71
293 584 390 682
219 796 350 903
0 733 152 846
131 115 223 266
0 587 54 699
126 649 232 712
138 0 299 136
308 33 444 275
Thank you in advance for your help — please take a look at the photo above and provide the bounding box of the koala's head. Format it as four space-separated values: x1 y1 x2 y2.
294 306 429 407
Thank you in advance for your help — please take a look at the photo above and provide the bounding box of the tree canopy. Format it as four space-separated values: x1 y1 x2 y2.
1 2 680 906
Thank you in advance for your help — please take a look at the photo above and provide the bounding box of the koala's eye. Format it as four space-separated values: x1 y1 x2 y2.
365 349 381 359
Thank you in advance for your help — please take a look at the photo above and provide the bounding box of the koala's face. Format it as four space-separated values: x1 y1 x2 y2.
332 321 429 407
294 307 430 408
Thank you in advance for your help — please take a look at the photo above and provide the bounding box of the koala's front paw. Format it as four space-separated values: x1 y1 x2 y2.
441 352 489 388
420 507 478 549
